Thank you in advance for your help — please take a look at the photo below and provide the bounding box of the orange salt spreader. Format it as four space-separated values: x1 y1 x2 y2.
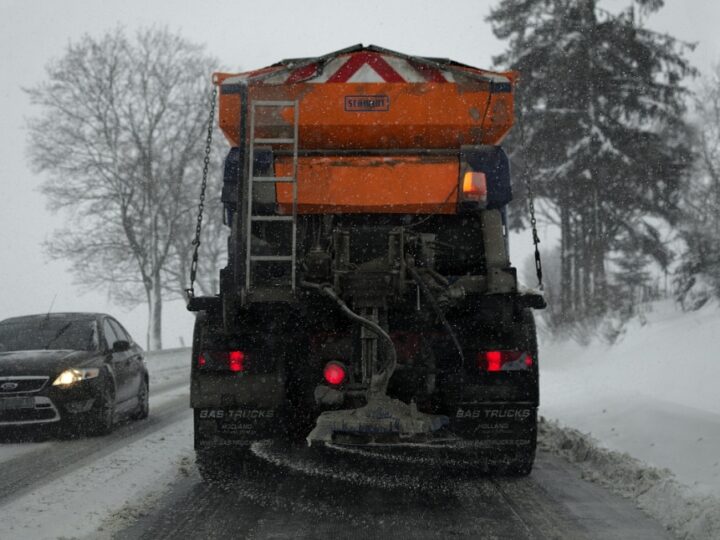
213 44 517 215
189 46 546 468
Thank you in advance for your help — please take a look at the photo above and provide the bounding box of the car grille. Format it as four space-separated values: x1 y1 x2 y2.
0 377 49 394
0 408 57 422
0 396 59 425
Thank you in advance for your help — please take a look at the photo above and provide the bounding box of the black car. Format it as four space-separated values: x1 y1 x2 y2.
0 313 148 435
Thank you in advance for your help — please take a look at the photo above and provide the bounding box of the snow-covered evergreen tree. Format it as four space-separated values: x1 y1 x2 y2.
489 0 694 333
676 64 720 308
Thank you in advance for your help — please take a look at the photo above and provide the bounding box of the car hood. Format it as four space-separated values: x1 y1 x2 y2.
0 350 100 377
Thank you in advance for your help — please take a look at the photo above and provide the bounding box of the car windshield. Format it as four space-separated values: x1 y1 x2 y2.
0 319 98 352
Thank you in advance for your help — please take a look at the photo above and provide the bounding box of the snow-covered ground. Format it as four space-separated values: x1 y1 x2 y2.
0 349 192 540
539 299 720 538
145 347 192 386
3 308 720 539
0 417 193 539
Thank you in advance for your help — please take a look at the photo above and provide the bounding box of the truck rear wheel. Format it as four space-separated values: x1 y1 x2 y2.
459 308 539 476
195 448 221 483
504 308 538 475
471 410 537 477
192 313 233 483
194 422 251 483
195 447 250 484
506 449 535 476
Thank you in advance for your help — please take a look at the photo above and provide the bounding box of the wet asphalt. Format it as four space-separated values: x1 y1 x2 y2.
0 371 673 540
119 440 672 540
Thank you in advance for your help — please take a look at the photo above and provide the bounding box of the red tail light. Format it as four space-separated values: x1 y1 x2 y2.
477 350 533 372
486 350 502 371
198 351 246 372
228 351 245 372
323 361 347 385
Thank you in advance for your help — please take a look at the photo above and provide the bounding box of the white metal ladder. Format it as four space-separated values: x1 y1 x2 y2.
245 100 299 296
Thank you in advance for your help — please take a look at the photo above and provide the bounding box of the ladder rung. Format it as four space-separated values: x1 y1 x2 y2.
250 255 293 262
245 99 298 300
252 176 295 183
254 138 294 144
245 288 296 303
251 215 293 222
253 100 296 107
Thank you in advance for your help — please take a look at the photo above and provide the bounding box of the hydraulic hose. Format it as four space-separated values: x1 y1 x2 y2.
406 263 466 398
300 281 397 396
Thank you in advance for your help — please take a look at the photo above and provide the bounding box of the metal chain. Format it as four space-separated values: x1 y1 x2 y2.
515 80 544 291
526 176 544 291
186 85 218 299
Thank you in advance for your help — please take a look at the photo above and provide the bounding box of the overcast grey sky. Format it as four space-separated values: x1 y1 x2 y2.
0 0 718 347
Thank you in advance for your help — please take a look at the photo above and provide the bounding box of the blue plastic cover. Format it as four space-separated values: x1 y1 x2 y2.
461 145 512 209
221 147 274 206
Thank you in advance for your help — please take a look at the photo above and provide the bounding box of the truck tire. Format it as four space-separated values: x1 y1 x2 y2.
506 449 535 477
195 445 251 484
195 448 231 484
501 308 538 476
460 308 538 476
192 313 222 453
194 411 247 483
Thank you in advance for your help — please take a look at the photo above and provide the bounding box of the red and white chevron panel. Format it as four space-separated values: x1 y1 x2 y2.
224 51 511 86
280 52 456 84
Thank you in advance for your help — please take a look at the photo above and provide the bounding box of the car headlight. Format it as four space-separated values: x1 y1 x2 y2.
52 368 100 387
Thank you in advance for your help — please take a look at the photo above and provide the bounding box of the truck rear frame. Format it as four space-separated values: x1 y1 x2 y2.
187 44 545 477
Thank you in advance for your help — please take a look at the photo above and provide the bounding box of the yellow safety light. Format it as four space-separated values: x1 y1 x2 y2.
461 171 487 203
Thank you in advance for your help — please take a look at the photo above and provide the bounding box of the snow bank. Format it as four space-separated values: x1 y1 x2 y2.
0 348 192 539
146 347 190 379
539 299 720 539
539 418 720 540
541 299 720 416
0 415 193 540
0 441 52 465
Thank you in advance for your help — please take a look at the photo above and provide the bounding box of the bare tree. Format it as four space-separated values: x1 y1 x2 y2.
26 27 219 350
164 137 228 300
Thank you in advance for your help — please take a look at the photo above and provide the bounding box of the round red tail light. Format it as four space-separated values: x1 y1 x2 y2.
323 362 347 385
228 351 245 372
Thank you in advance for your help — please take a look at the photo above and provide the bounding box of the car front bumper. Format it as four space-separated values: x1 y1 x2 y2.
0 375 103 427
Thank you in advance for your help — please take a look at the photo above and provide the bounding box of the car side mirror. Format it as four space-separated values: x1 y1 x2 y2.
112 340 130 353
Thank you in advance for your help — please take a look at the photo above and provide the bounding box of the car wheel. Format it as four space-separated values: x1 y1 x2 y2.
132 378 149 420
89 383 115 436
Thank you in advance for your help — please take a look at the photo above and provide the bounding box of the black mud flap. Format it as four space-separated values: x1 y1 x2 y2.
194 407 286 449
449 404 537 452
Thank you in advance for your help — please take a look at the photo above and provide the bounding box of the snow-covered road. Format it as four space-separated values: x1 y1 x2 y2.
119 441 671 540
0 346 685 539
540 300 720 538
0 349 193 540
